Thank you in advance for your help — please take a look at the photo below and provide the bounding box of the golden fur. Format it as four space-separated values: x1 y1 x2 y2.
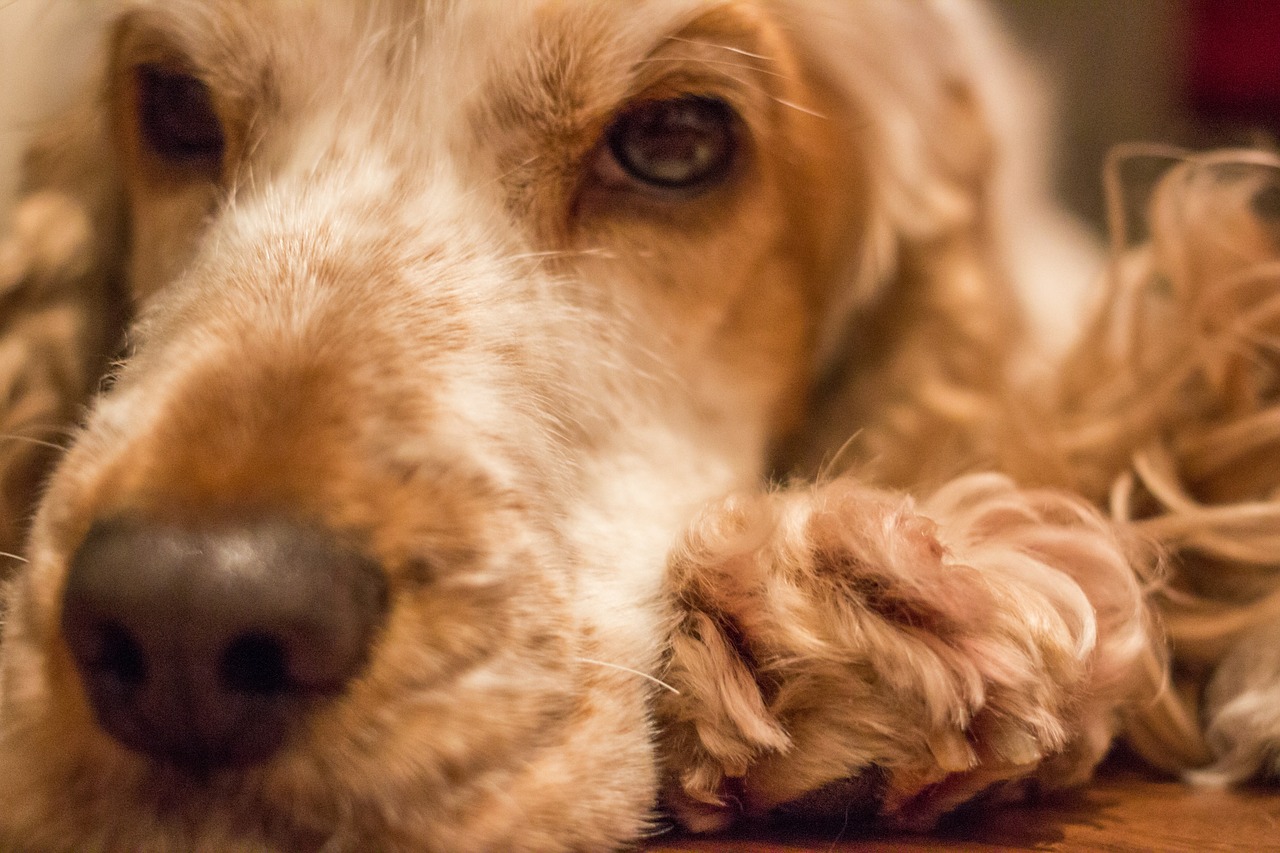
0 1 1276 851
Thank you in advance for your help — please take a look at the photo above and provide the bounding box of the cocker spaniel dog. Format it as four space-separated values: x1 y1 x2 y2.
1 1 1278 851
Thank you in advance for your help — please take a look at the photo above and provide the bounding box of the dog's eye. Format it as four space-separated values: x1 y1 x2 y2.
605 96 738 191
135 65 225 170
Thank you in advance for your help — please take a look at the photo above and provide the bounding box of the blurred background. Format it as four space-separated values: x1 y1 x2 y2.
994 0 1280 230
3 1 1279 232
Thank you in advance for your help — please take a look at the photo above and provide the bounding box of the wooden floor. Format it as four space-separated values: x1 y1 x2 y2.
643 761 1280 852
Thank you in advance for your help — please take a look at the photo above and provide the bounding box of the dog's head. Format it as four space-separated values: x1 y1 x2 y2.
0 1 1023 849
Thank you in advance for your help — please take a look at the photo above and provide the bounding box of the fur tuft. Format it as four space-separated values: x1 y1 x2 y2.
657 473 1157 832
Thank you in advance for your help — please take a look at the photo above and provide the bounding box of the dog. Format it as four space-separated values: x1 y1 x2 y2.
1 1 1277 851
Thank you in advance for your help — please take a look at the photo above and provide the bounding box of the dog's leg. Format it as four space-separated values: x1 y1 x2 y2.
656 473 1157 832
1044 154 1280 784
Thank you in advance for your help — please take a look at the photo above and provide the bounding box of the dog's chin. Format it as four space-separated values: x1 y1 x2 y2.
0 541 664 853
16 700 655 853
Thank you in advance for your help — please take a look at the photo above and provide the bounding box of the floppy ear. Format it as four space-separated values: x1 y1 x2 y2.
0 76 130 565
771 0 1086 487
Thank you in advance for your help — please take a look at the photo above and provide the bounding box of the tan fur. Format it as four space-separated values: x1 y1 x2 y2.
1039 148 1280 782
0 2 1273 852
658 473 1154 832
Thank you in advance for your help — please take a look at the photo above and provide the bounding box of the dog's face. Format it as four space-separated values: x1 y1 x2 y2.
0 1 1000 850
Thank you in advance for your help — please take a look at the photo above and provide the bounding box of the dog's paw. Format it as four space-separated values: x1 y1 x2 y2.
656 473 1155 832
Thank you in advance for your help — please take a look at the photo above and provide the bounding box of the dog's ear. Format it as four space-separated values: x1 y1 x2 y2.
771 0 1085 487
0 70 130 563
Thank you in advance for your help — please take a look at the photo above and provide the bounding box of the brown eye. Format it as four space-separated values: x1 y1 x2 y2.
135 64 225 170
605 96 738 191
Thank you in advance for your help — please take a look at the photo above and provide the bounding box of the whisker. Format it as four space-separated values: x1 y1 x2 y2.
452 153 547 209
0 420 79 440
663 36 777 63
635 55 787 79
825 800 854 853
631 60 825 120
816 429 865 484
770 96 827 120
0 551 27 564
508 247 618 262
466 154 543 201
573 656 681 695
0 434 65 452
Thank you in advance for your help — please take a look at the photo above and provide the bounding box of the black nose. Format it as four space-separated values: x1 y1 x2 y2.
60 518 387 770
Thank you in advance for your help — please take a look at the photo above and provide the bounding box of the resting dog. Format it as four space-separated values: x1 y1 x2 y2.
0 1 1276 851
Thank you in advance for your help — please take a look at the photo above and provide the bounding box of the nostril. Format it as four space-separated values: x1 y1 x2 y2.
91 622 149 689
65 617 151 692
221 632 290 696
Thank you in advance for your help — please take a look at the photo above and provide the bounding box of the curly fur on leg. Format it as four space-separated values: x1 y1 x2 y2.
656 473 1157 832
1039 150 1280 783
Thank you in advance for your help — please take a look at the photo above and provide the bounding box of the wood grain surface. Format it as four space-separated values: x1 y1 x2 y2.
643 760 1280 852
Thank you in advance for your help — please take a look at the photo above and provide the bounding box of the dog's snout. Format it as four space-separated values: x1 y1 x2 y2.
60 518 387 770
